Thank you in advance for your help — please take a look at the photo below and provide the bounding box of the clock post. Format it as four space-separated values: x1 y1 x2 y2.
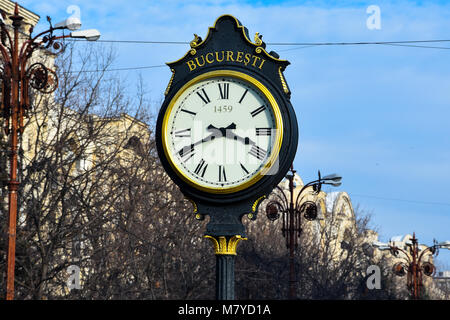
155 15 298 300
204 235 246 299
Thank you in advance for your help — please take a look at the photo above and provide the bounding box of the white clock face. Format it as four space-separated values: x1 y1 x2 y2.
164 73 281 192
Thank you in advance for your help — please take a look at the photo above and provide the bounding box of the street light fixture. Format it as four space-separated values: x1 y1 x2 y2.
54 17 82 31
372 241 391 251
321 173 342 182
0 3 100 300
438 241 450 249
70 29 101 41
372 233 450 299
263 165 342 299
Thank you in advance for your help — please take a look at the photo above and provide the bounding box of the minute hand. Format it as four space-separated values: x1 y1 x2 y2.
177 133 215 157
226 131 256 146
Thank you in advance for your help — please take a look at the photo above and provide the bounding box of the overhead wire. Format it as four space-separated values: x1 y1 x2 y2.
64 64 166 73
63 38 450 73
65 39 450 73
350 194 450 207
379 43 450 50
268 39 450 46
67 38 450 46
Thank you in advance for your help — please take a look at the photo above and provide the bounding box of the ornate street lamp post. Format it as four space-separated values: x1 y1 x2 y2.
0 3 100 300
263 165 342 299
373 233 450 299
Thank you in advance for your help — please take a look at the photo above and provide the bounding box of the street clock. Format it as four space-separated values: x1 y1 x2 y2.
156 15 298 238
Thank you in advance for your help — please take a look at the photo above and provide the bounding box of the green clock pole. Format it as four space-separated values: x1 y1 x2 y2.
205 235 246 300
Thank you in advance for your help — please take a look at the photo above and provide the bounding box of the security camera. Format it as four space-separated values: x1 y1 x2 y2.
70 29 101 41
54 17 81 31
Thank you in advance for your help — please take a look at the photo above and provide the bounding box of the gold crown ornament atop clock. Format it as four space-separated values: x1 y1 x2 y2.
156 15 298 237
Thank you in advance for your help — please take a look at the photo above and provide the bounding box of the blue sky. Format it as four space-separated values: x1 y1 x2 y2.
21 0 450 267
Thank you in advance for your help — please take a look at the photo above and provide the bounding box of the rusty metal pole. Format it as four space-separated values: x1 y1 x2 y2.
1 3 98 300
5 5 23 300
288 169 296 299
411 233 419 300
265 167 341 300
387 233 440 300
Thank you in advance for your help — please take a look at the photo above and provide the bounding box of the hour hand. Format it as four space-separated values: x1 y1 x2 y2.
207 124 219 131
207 123 237 136
225 122 236 130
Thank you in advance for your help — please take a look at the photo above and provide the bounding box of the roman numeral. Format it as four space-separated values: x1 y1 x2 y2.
250 105 266 117
178 144 195 160
174 128 191 138
197 88 210 104
180 109 196 116
238 89 248 104
194 159 208 177
218 165 227 182
256 128 272 136
240 163 249 175
218 83 229 100
249 145 267 161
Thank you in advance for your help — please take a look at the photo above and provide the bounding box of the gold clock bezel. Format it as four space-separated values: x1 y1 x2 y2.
161 70 283 194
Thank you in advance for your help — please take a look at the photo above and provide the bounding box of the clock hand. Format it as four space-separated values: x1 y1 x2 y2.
180 123 249 158
177 133 216 157
179 123 235 157
207 123 236 136
206 125 225 139
227 131 256 146
207 124 219 132
206 123 256 145
225 122 237 130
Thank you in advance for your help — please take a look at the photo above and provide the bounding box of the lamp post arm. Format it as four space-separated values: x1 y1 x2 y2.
417 245 436 265
18 33 70 99
0 23 13 55
390 245 412 264
28 26 66 44
0 42 10 63
31 30 69 47
274 185 289 209
0 23 11 62
294 180 320 209
19 26 69 61
19 39 36 62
